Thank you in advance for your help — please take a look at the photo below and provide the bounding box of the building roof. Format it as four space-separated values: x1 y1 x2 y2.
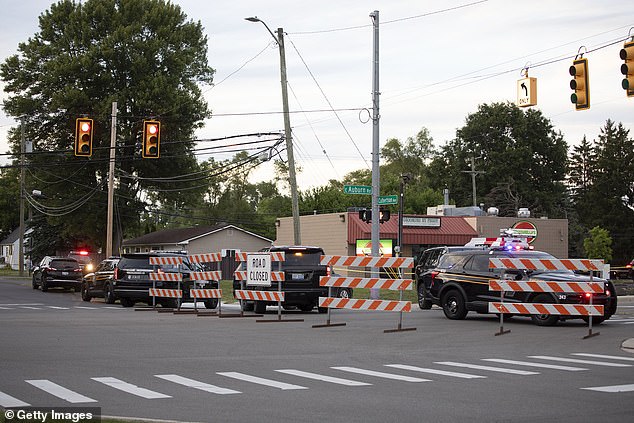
122 224 272 247
348 212 477 246
0 227 23 246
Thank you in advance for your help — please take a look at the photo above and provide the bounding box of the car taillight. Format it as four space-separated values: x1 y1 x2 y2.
75 267 82 272
431 271 440 282
584 292 592 299
606 289 611 297
114 268 119 279
47 266 56 271
326 265 332 276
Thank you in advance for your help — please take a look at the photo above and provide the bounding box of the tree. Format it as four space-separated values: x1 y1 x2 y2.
428 102 568 218
1 0 214 253
0 168 20 241
583 226 613 262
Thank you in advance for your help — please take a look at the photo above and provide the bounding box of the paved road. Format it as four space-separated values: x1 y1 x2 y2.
1 276 633 423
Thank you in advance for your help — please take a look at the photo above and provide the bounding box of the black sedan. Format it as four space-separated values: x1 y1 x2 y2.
32 256 83 292
81 257 120 303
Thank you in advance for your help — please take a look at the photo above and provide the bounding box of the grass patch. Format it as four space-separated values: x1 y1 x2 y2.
352 287 417 302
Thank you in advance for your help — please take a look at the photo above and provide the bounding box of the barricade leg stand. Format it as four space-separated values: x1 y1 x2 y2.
218 280 262 318
384 288 416 333
136 271 158 311
256 280 303 323
583 276 599 339
495 291 510 336
313 287 346 328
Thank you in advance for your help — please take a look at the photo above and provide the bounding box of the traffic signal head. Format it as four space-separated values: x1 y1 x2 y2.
142 120 160 159
569 57 589 110
379 209 391 223
74 118 93 157
620 40 634 97
359 209 371 223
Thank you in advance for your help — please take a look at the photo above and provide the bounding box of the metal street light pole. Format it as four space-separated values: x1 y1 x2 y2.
245 16 301 245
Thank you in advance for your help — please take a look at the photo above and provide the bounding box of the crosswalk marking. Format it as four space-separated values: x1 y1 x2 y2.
581 384 634 393
481 359 587 371
527 356 632 367
275 369 371 386
74 306 98 310
156 374 241 395
26 380 97 403
572 353 634 362
385 364 486 379
47 306 70 309
0 391 30 407
331 366 430 382
0 307 13 310
20 306 41 309
435 362 539 375
91 377 171 399
217 372 307 390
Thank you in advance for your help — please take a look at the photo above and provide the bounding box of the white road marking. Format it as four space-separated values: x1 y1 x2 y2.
47 306 70 309
91 377 171 399
155 374 240 394
20 306 41 310
528 356 632 367
482 358 587 371
0 307 13 310
331 366 430 382
435 362 539 375
0 391 30 407
581 384 634 393
385 364 486 379
26 380 97 403
275 369 371 386
74 306 98 310
217 372 307 390
572 353 634 362
0 303 43 306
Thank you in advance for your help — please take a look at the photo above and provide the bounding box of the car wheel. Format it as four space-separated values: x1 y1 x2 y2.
80 283 92 302
530 293 559 326
104 283 116 304
417 283 433 310
204 299 218 309
254 301 267 314
32 276 38 290
240 300 254 312
441 289 467 320
120 297 135 308
582 316 605 325
337 288 352 299
40 278 49 292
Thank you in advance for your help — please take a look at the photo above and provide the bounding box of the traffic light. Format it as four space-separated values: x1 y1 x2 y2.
74 118 93 157
359 209 371 223
142 120 160 159
569 57 589 110
620 40 634 97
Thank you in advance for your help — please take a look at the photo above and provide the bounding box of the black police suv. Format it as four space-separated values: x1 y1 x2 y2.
233 245 351 314
417 249 617 326
112 252 219 308
81 257 120 303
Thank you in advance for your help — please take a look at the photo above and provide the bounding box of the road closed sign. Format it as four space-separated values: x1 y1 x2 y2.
247 253 272 286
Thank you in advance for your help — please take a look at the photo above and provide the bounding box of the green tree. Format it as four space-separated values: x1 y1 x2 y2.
583 226 613 262
1 0 214 253
427 102 568 217
0 168 20 241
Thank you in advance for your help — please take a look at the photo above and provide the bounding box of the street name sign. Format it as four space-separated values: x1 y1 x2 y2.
344 185 372 195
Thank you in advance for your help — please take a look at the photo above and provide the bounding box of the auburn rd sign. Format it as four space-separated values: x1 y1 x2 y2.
344 185 372 195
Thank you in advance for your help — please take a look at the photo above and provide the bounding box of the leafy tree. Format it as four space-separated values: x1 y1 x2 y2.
0 168 20 241
583 226 613 262
427 102 568 217
1 0 214 253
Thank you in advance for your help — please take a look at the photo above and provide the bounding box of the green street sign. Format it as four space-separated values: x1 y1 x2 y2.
344 185 372 195
378 195 398 205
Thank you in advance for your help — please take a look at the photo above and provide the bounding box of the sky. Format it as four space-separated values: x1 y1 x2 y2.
1 0 633 191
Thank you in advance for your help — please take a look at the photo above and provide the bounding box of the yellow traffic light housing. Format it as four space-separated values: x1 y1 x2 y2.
569 57 589 110
74 118 93 157
620 40 634 97
142 120 160 159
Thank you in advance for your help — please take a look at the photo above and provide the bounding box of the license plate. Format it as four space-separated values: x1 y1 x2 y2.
291 273 304 280
128 274 141 279
62 272 69 276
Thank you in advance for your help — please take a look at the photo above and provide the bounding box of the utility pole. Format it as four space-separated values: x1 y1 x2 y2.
370 10 380 299
18 117 26 276
462 156 485 207
106 102 117 257
245 17 301 245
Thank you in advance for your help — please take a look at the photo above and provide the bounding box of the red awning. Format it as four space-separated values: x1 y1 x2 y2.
348 212 477 246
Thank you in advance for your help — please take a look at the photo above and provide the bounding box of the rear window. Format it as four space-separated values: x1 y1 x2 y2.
51 259 79 267
118 256 196 271
279 249 323 267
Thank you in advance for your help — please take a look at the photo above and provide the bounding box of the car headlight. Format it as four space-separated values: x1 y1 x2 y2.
85 263 94 272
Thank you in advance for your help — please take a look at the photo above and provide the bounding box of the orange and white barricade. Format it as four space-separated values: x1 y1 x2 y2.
234 252 302 322
188 253 224 315
488 257 605 339
147 268 183 310
315 255 415 333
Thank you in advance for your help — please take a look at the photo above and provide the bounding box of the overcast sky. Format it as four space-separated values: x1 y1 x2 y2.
1 0 633 190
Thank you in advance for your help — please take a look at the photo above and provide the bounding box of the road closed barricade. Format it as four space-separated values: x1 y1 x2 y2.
234 252 302 322
147 256 184 311
315 255 415 333
488 257 605 339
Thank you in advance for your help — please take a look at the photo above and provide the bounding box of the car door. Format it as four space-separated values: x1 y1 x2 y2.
461 253 499 304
